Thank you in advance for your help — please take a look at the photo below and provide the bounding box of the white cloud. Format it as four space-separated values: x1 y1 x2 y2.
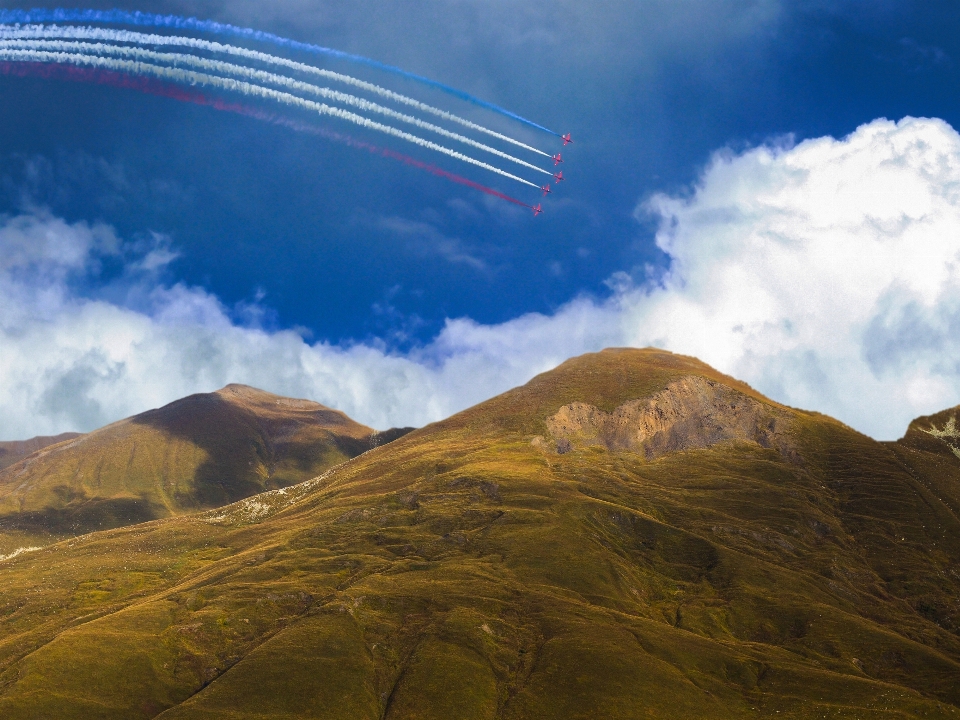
628 116 960 438
4 116 960 440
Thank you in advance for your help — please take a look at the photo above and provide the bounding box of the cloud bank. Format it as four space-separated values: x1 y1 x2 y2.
4 116 960 440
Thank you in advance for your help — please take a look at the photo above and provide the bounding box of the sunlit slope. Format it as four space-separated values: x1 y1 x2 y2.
0 384 374 551
1 349 960 718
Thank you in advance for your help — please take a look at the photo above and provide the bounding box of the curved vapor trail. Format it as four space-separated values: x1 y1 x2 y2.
0 39 552 178
241 112 536 209
0 57 224 103
0 60 535 209
0 24 553 159
0 48 540 189
0 8 560 136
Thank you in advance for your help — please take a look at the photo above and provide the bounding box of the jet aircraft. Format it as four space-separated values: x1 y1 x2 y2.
562 133 573 145
553 171 564 183
552 153 563 165
533 204 543 216
541 184 552 196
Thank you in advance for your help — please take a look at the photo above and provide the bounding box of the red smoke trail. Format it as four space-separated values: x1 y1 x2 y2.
0 60 215 105
0 61 534 210
239 110 534 210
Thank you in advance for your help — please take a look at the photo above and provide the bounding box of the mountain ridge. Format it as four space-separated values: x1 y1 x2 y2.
0 348 958 718
0 384 412 553
0 432 83 471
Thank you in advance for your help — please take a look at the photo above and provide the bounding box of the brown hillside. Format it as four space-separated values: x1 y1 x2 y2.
0 349 959 718
0 432 82 471
888 404 960 555
0 384 379 552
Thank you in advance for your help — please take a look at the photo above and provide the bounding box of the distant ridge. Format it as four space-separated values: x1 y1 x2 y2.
0 384 410 550
0 432 82 471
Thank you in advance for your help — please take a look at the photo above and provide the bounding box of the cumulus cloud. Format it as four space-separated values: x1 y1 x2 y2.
0 210 604 436
627 116 960 438
4 116 960 440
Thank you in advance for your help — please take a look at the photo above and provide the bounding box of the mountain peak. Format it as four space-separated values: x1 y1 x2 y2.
210 383 365 433
216 383 323 406
0 385 377 548
440 347 788 439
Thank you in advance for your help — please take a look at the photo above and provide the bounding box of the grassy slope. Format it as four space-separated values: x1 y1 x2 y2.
0 385 374 553
0 433 83 472
0 349 959 718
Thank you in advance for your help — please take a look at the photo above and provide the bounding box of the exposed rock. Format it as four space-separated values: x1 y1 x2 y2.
920 414 960 459
546 375 797 461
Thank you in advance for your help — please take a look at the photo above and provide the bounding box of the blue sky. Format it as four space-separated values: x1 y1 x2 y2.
4 0 960 439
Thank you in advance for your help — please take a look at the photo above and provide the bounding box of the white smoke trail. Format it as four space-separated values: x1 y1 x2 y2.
0 38 552 178
0 48 540 189
0 24 552 159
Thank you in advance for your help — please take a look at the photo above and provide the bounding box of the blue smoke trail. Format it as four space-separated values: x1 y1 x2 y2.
0 7 560 136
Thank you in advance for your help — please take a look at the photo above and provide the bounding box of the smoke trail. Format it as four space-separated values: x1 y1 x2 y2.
0 25 553 159
0 58 213 102
0 39 552 177
236 111 535 209
0 8 560 136
0 60 534 209
0 49 540 189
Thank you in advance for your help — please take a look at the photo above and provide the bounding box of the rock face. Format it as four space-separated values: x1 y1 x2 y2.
916 413 960 459
545 375 796 460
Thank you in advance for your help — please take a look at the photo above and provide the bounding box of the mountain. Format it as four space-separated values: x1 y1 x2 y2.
0 384 406 553
0 432 82 471
0 349 959 718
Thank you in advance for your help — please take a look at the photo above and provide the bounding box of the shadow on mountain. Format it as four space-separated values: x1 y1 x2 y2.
130 391 293 509
0 494 160 536
129 389 416 510
335 426 418 458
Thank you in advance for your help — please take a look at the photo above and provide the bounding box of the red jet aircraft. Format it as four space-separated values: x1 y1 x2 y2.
562 133 573 145
553 170 564 183
532 204 543 216
552 153 563 166
541 184 552 196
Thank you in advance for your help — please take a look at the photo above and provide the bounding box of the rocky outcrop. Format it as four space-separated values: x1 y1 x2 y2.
544 375 797 460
